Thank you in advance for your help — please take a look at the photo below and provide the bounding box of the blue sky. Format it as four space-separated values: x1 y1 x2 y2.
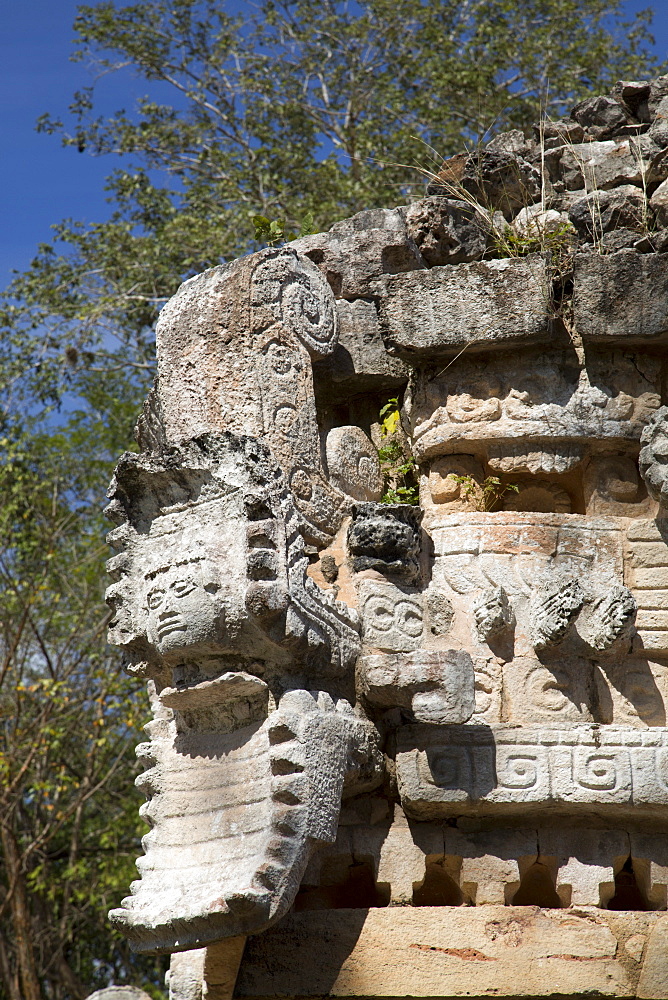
2 0 668 288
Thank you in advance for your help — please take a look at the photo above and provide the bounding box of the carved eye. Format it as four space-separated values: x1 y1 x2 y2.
396 601 423 637
170 579 197 598
366 598 394 631
147 588 165 610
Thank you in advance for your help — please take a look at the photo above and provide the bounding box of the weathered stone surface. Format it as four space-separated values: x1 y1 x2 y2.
650 176 668 226
573 250 668 341
545 135 659 191
404 197 494 266
291 210 425 298
87 990 153 1000
347 503 422 582
325 426 383 502
312 298 409 398
638 915 668 999
571 94 631 133
378 255 551 357
396 724 668 820
640 408 668 505
236 906 652 997
568 184 647 238
358 649 474 723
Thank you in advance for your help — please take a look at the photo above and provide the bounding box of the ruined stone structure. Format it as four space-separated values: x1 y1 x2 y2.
107 76 668 999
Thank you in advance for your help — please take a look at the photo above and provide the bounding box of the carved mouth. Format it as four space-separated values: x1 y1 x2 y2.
159 670 268 709
156 619 187 639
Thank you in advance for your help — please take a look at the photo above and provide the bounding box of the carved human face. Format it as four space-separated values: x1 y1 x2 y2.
144 561 223 656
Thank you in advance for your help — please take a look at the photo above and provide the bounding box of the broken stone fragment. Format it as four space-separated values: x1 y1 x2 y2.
511 203 569 239
544 135 658 192
347 503 422 583
650 177 668 227
460 148 542 220
611 79 651 122
530 576 584 649
404 197 495 266
571 94 631 134
567 184 647 239
291 210 425 298
649 95 668 148
473 587 514 643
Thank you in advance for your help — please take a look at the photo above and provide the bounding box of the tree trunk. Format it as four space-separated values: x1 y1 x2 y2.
0 823 42 1000
0 933 22 1000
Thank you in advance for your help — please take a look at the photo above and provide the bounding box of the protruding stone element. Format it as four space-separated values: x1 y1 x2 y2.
529 575 584 649
577 585 637 650
396 724 668 820
110 689 381 953
358 650 475 724
325 426 383 502
487 442 583 475
639 406 668 504
347 503 422 583
473 587 513 643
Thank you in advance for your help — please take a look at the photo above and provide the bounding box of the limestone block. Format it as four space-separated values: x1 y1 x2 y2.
358 649 475 724
595 657 668 727
396 724 668 820
325 426 383 502
459 855 520 905
568 185 647 239
573 250 668 342
584 454 653 517
650 177 668 226
638 915 668 999
630 834 668 909
311 298 409 396
378 255 550 358
375 808 426 903
626 515 668 655
503 656 594 725
357 581 424 652
538 830 628 906
409 347 659 462
291 210 425 298
236 906 640 997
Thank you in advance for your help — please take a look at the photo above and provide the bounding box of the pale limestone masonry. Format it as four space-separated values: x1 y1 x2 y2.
106 76 668 1000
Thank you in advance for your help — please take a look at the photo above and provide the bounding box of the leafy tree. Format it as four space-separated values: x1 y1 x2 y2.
0 2 664 997
3 0 664 418
0 407 166 999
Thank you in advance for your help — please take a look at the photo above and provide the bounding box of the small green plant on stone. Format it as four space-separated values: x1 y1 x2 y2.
378 397 419 505
452 474 520 512
252 211 314 247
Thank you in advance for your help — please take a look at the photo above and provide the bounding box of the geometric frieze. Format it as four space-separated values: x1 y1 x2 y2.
397 724 668 820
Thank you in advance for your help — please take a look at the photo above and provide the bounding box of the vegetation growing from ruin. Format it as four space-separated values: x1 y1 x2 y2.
378 398 419 505
452 474 520 512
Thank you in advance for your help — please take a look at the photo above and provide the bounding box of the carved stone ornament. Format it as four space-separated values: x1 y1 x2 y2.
107 111 668 996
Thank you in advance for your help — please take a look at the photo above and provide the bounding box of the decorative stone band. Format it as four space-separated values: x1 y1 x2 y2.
396 724 668 820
